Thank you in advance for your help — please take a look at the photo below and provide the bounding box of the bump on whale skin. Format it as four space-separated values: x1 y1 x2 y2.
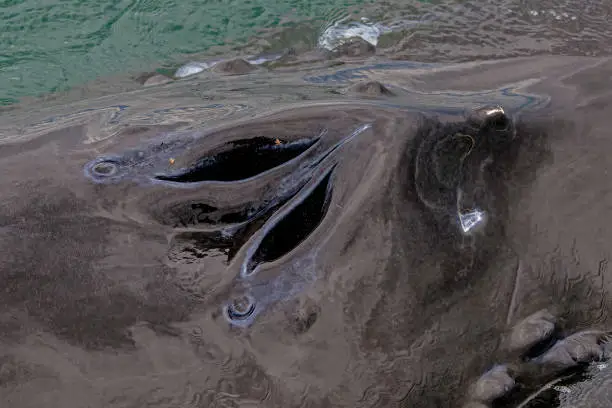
327 36 377 58
349 80 395 97
211 58 257 75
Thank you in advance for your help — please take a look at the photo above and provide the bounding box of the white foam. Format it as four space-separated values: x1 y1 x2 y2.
316 15 428 51
317 18 390 50
175 17 419 78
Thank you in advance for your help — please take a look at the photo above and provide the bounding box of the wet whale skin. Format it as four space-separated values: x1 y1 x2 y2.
1 56 612 408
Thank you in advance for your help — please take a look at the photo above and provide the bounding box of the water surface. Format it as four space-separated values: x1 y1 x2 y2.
3 0 612 104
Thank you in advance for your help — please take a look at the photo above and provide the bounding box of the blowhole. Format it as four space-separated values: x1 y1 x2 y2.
92 161 118 176
226 295 256 321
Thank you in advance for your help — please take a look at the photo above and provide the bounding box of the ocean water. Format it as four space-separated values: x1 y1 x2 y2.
0 0 384 105
3 0 612 107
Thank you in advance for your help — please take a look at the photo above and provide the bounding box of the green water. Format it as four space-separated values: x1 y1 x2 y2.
0 0 376 105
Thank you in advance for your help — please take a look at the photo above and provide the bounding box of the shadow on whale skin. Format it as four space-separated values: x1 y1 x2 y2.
242 166 334 278
3 56 612 408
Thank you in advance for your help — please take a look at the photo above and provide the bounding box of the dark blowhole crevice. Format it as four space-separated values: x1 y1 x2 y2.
244 167 335 275
154 136 319 183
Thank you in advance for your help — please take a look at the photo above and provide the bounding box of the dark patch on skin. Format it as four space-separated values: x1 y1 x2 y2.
154 136 319 183
159 199 280 229
0 186 195 350
145 322 183 337
0 188 133 349
289 301 320 335
182 203 219 222
358 111 554 408
161 202 232 228
166 189 300 265
168 231 234 264
116 125 153 136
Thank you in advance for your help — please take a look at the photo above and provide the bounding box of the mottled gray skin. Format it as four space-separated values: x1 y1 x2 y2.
2 56 612 408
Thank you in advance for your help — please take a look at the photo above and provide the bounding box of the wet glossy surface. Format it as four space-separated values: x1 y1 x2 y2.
2 53 612 408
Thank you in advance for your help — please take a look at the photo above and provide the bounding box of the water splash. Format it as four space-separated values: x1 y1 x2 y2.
317 16 424 51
